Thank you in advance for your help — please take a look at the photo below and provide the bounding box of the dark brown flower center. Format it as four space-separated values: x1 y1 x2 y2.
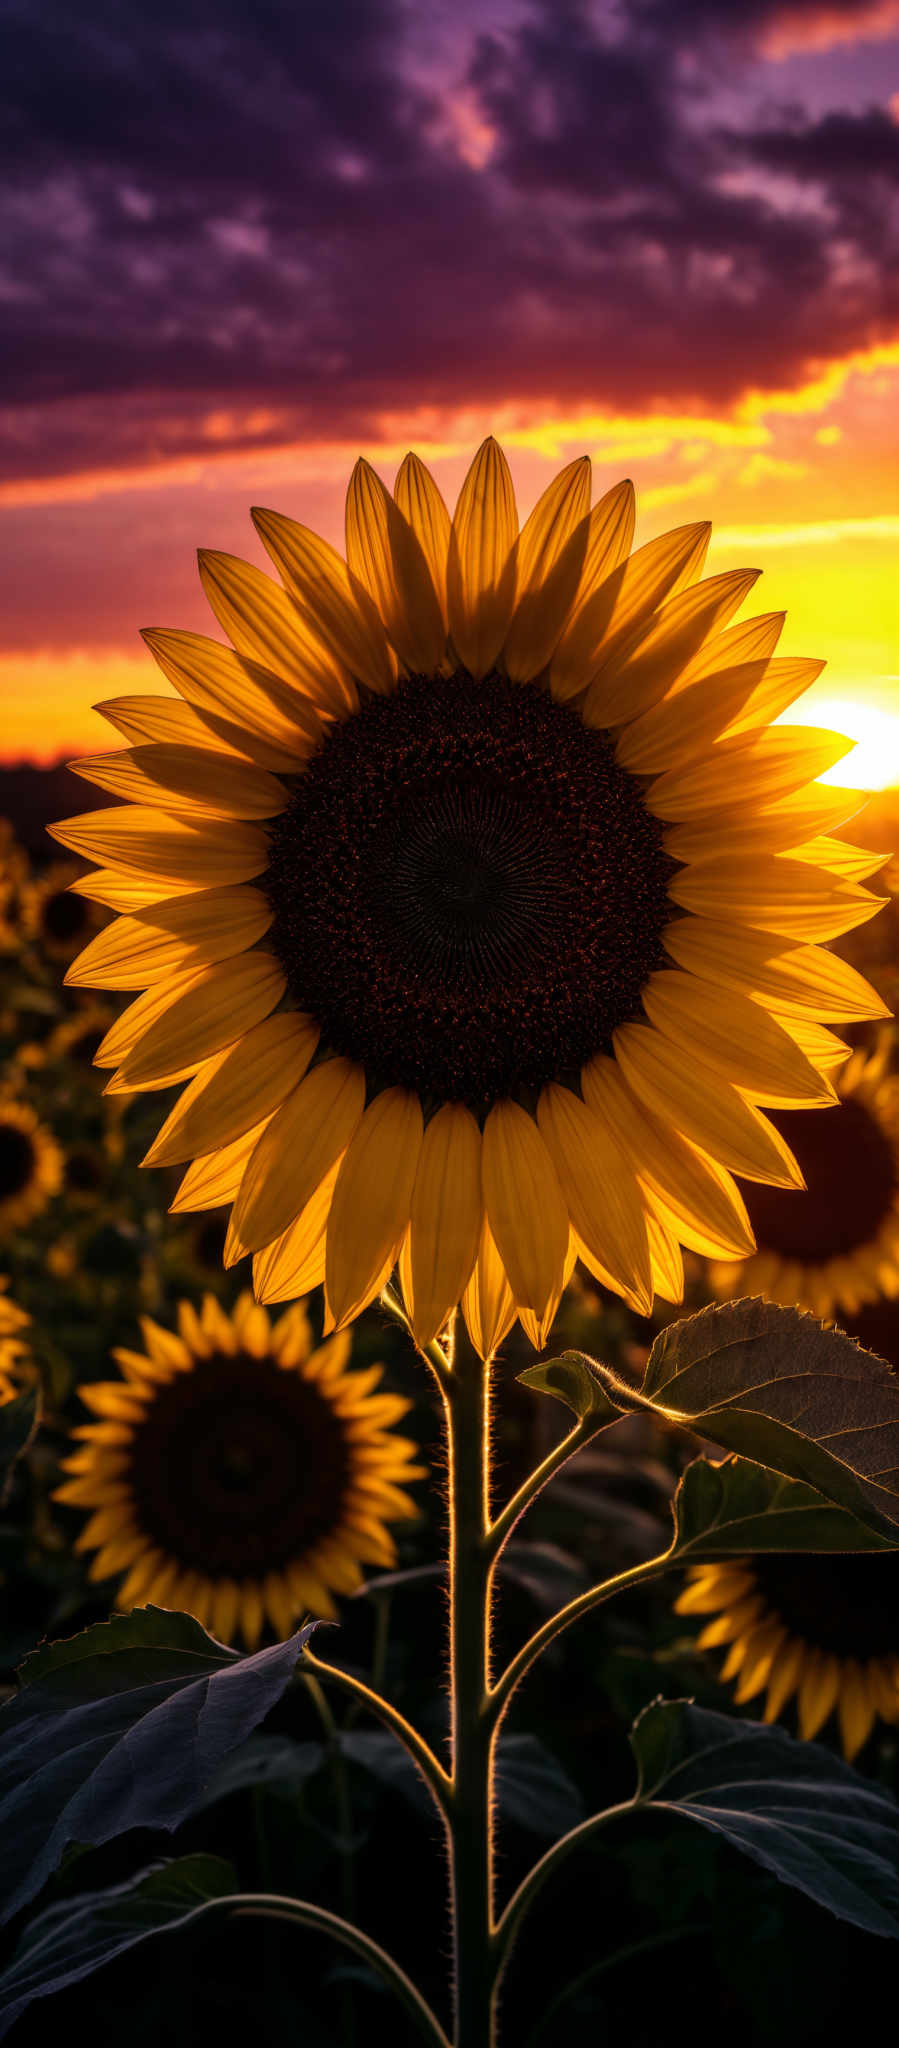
751 1552 899 1659
42 890 90 944
0 1124 35 1201
743 1096 897 1263
264 671 674 1110
126 1351 353 1575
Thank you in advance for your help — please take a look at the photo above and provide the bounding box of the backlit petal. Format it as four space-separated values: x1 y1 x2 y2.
447 437 518 677
325 1089 424 1330
482 1100 568 1325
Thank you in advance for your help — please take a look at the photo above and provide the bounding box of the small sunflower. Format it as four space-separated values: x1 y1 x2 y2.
53 441 886 1354
710 1042 899 1318
21 860 104 962
55 1291 425 1644
46 1002 115 1069
0 1099 63 1235
0 1276 31 1402
676 1555 899 1759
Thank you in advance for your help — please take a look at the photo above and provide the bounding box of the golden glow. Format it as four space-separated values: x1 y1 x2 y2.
785 691 899 790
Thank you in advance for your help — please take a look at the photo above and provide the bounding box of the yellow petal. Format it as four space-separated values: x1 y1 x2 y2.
232 1057 366 1254
677 1568 756 1613
482 1100 568 1324
404 1102 483 1346
461 1216 517 1360
668 855 881 941
143 1012 320 1165
97 691 311 775
647 726 853 822
447 437 518 677
583 1055 758 1256
611 1022 804 1187
252 1158 341 1304
346 458 445 672
640 970 835 1106
251 510 396 695
325 1089 424 1329
764 1636 807 1721
198 549 356 715
68 868 203 911
798 1650 841 1739
722 655 826 737
49 806 268 887
142 626 325 759
664 783 866 862
94 967 210 1069
646 1211 685 1303
112 953 286 1090
537 1082 652 1313
394 453 452 627
791 836 888 883
584 568 761 729
837 1660 878 1759
663 917 888 1023
549 519 710 703
676 608 785 687
65 885 273 991
170 1114 275 1213
615 655 780 777
69 745 285 821
503 457 592 682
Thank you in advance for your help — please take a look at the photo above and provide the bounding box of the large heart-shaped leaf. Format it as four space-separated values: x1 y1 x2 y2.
517 1353 622 1426
632 1700 899 1938
0 1855 235 2039
0 1606 316 1923
670 1455 899 1560
593 1300 899 1536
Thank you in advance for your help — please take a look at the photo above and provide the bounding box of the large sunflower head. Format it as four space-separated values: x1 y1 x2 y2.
710 1039 899 1319
0 1276 31 1403
676 1553 899 1760
55 1291 425 1645
21 860 105 962
0 1098 64 1235
53 441 887 1354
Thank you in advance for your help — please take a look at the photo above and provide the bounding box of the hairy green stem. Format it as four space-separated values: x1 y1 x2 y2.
213 1892 450 2046
486 1416 591 1561
442 1322 497 2048
302 1644 451 1815
488 1551 673 1725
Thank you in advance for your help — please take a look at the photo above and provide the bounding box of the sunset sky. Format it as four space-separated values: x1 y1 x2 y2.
3 0 898 776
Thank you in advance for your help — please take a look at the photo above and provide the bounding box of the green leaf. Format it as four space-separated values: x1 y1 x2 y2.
670 1455 899 1560
631 1699 899 1939
595 1298 899 1537
0 1855 235 2038
0 1605 317 1923
517 1351 623 1424
0 1385 40 1503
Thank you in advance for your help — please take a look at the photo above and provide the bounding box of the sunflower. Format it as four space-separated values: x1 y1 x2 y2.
53 441 887 1355
0 1098 63 1235
55 1291 425 1644
676 1554 899 1759
709 1041 899 1318
21 860 105 962
46 1002 115 1069
0 1276 31 1402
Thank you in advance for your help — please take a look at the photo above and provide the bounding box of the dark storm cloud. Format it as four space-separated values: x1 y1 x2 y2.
1 0 897 488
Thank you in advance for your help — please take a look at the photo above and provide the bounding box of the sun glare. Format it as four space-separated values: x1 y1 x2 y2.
784 692 899 790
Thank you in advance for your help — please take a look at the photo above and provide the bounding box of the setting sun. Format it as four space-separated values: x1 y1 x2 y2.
785 691 899 790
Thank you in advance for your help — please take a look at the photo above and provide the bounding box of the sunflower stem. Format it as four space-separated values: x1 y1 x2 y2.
488 1551 673 1727
301 1644 451 1816
440 1316 497 2048
486 1415 592 1562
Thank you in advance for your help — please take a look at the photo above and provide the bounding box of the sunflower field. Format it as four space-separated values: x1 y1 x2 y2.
1 449 899 2046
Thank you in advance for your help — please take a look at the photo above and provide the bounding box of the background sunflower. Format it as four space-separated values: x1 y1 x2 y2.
709 1038 899 1317
676 1555 899 1760
0 1097 63 1236
52 442 885 1355
55 1290 426 1645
